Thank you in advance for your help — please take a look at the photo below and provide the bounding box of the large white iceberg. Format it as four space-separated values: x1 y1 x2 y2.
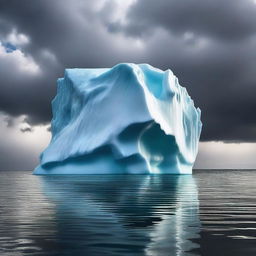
34 63 202 175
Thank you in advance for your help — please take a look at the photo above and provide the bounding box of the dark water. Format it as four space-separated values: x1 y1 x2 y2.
0 171 256 256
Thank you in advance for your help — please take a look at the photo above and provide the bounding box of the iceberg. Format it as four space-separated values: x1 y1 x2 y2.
34 63 202 175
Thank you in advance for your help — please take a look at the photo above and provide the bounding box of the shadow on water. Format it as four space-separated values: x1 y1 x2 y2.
40 175 200 256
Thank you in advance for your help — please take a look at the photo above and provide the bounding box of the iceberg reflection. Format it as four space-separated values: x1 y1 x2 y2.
40 174 200 255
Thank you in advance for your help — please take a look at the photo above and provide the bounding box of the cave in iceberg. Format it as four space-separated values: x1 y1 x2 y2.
34 63 202 175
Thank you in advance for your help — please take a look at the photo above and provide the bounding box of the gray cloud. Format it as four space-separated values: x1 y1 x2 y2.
20 127 33 133
0 0 255 142
4 115 14 127
108 0 256 40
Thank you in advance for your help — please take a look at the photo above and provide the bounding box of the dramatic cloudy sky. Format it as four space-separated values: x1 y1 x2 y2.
0 0 256 170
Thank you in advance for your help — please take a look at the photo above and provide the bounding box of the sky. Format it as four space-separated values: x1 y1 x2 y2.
0 0 256 170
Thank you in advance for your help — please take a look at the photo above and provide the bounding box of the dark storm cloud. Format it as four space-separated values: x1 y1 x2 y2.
0 0 256 141
108 0 256 40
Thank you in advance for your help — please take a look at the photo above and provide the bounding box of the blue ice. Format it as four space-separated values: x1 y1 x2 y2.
34 63 202 175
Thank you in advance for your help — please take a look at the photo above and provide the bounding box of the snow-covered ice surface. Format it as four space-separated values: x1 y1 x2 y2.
34 63 202 175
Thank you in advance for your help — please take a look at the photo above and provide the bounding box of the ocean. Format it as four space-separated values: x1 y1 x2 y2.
0 170 255 256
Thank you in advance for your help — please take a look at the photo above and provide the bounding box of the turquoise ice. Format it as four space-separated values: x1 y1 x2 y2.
34 63 202 174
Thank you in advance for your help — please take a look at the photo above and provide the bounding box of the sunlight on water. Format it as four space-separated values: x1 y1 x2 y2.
0 170 256 255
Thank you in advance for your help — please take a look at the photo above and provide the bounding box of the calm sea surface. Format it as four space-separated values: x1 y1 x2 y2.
0 170 256 256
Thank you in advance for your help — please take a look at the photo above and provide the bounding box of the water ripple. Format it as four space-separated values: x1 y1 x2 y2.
0 170 255 255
